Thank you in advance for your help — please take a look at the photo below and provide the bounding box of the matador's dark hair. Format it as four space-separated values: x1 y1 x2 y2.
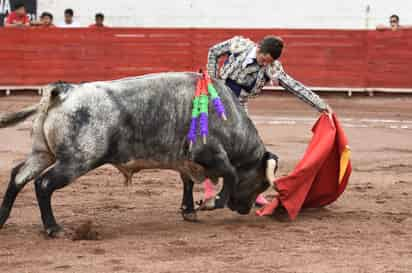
259 36 284 60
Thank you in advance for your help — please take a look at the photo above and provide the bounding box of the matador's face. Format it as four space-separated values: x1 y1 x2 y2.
256 48 275 67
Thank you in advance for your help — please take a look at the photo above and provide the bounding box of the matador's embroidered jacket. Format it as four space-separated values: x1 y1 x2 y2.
207 36 328 112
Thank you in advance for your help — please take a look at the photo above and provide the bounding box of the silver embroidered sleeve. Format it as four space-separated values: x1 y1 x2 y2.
277 72 328 112
271 62 328 112
207 37 235 78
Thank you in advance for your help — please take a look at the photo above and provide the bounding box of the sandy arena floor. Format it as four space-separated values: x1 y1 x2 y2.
0 92 411 273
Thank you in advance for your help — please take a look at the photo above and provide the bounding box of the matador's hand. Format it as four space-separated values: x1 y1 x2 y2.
323 105 333 120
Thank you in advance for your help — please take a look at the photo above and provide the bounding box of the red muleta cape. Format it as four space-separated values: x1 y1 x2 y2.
257 113 352 219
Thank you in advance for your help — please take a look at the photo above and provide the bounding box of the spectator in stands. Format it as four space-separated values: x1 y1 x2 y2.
389 14 401 31
59 8 80 28
4 2 30 28
376 14 411 31
38 12 56 28
89 13 106 28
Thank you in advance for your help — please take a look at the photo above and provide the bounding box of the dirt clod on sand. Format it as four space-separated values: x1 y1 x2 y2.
71 220 100 241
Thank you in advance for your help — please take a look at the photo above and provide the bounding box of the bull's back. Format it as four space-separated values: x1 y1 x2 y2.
44 73 200 164
44 72 262 168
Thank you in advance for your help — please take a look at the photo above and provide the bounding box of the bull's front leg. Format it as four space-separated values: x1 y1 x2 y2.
213 169 237 209
195 149 238 211
179 173 197 222
213 182 230 209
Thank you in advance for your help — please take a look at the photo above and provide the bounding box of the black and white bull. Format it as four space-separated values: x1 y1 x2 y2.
0 72 278 237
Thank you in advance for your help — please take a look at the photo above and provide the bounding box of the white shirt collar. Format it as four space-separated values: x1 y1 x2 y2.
242 46 257 68
59 21 81 28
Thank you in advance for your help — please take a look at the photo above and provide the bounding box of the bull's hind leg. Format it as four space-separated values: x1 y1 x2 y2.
0 152 53 229
34 161 95 237
179 173 197 222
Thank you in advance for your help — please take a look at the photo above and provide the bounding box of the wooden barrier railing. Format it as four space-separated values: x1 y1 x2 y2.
0 28 411 90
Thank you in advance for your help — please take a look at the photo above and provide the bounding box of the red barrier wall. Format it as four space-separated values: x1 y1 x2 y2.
0 28 411 88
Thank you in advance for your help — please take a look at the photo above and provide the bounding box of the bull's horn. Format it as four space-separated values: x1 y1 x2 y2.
265 159 278 187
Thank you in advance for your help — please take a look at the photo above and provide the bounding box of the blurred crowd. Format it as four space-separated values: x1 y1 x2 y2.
3 2 106 28
1 1 410 31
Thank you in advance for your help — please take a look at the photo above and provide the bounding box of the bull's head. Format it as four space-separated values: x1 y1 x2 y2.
228 151 278 214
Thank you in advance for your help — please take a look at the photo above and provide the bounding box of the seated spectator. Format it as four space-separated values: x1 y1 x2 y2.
376 14 411 31
59 8 80 28
37 12 56 28
4 2 30 28
89 13 106 28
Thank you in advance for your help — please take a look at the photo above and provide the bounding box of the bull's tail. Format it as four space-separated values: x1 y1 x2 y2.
0 104 39 128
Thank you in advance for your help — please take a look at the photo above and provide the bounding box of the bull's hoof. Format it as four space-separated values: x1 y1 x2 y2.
0 207 10 229
45 224 64 238
181 205 198 222
182 211 198 222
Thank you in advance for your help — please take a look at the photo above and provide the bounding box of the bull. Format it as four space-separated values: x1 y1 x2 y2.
0 72 278 237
